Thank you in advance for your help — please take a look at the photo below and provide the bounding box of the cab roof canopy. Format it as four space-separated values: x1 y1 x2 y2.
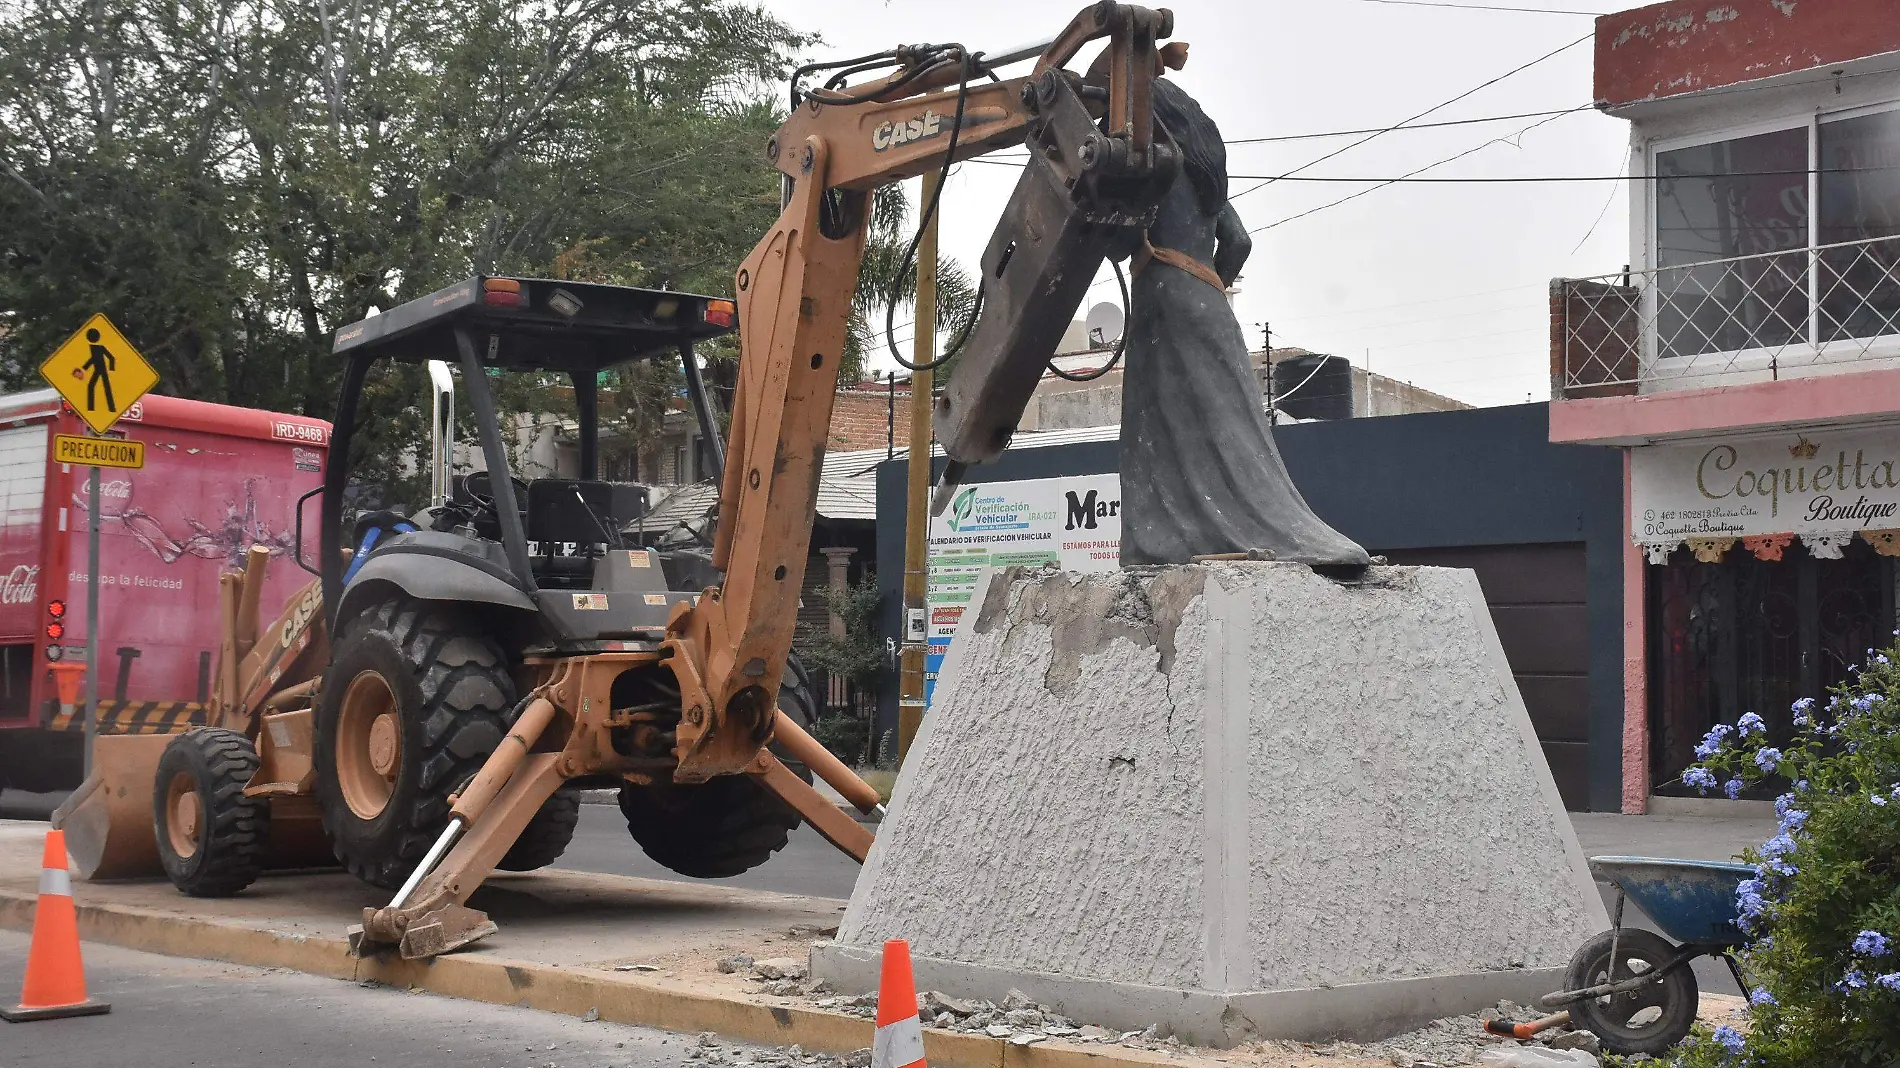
331 276 736 375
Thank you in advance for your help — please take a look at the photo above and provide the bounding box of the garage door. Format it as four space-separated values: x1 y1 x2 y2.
1377 543 1590 810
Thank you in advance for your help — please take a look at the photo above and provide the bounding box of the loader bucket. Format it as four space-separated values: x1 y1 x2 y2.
50 734 171 880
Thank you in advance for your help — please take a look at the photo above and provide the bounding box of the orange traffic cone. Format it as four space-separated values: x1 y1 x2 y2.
2 830 109 1022
872 939 926 1068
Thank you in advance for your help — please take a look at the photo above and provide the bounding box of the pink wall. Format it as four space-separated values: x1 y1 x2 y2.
1596 0 1900 108
1620 450 1649 814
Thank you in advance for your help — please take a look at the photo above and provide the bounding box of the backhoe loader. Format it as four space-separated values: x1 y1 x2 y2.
58 1 1189 960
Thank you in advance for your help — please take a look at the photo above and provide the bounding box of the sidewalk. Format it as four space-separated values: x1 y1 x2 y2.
0 810 1770 1065
0 819 1378 1068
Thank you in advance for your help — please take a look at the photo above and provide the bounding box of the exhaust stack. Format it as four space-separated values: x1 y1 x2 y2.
427 360 455 507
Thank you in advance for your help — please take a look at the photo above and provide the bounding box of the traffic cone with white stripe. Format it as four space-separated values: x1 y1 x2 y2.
872 939 926 1068
2 830 110 1022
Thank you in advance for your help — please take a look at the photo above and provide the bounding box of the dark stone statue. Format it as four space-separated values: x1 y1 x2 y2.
1111 80 1371 569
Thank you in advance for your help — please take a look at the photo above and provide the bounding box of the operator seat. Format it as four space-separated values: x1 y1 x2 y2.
342 509 417 584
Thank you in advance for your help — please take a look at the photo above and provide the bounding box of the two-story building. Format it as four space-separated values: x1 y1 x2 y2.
1552 0 1900 812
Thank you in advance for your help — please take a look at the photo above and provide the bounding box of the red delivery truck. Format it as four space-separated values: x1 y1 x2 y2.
0 388 329 794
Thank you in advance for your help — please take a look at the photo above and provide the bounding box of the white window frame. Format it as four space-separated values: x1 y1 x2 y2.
1644 101 1900 383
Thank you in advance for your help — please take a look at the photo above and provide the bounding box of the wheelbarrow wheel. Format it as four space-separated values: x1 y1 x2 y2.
1565 928 1698 1055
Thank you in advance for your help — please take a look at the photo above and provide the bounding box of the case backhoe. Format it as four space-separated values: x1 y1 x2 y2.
58 2 1188 961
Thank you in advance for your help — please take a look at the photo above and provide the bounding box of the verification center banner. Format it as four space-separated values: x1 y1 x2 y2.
1631 426 1900 542
923 473 1122 705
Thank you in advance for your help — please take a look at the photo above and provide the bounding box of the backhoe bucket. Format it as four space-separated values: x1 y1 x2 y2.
51 735 171 880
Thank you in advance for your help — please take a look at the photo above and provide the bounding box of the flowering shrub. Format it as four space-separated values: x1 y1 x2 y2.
1656 644 1900 1065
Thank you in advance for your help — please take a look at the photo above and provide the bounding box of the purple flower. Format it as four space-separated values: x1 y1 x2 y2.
1852 694 1879 713
1737 711 1766 737
1735 878 1768 931
1683 767 1718 793
1840 968 1869 991
1696 725 1731 759
1748 986 1776 1007
1853 930 1891 957
1777 806 1808 835
1877 972 1900 991
1875 794 1890 807
1755 747 1782 773
1712 1025 1745 1052
1758 834 1798 877
1726 777 1745 800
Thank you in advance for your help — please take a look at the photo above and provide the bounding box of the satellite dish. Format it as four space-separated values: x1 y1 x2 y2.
1083 302 1125 348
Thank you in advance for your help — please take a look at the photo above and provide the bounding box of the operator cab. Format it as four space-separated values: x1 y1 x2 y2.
320 275 736 652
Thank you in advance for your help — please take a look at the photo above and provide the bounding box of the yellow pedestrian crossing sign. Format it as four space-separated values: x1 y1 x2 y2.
39 314 159 434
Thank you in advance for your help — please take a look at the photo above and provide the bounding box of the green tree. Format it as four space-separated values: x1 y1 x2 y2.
0 0 811 488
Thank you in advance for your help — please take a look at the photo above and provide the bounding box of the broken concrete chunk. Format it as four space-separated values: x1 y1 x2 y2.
1003 1008 1044 1028
716 954 755 974
1544 1030 1600 1055
984 1024 1013 1038
921 991 979 1017
753 958 807 981
762 980 805 996
1001 989 1035 1011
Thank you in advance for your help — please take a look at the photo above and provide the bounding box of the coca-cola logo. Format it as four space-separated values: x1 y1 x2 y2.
0 564 37 605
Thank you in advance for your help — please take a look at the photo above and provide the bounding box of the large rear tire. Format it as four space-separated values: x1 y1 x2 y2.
617 659 819 878
314 596 517 890
153 728 268 897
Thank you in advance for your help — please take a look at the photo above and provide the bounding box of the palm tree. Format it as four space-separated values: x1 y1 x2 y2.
841 182 979 384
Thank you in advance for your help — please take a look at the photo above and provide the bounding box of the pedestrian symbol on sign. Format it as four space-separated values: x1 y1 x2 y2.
38 314 158 434
81 329 117 413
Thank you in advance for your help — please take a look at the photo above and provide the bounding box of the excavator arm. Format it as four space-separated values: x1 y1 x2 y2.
663 1 1183 783
347 3 1188 960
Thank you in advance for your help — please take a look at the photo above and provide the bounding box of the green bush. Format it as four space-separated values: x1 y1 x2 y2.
1662 641 1900 1066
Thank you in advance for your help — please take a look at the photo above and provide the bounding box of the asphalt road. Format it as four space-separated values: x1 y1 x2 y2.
0 929 768 1068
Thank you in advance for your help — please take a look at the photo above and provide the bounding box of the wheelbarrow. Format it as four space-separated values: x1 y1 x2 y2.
1535 856 1755 1056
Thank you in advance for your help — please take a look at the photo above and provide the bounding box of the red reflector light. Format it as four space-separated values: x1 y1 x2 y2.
45 621 64 640
483 277 523 307
704 299 736 327
47 600 66 619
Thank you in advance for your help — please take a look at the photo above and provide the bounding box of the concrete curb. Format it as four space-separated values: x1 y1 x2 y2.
0 890 1205 1068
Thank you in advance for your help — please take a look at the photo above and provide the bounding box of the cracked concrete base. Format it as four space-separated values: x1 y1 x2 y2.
812 563 1607 1047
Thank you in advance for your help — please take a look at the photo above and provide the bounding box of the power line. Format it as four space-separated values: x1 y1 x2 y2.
976 106 1589 154
1343 0 1606 14
967 162 1900 183
1228 32 1594 203
1249 108 1577 232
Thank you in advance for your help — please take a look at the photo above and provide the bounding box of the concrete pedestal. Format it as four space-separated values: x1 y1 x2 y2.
812 563 1607 1046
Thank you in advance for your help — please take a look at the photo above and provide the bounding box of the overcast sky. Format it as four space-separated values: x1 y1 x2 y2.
753 0 1632 407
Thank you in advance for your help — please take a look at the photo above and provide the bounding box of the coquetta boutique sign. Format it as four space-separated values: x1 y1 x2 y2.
1631 425 1900 562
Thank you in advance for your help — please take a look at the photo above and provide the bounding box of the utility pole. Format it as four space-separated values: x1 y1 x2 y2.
898 172 940 765
1260 322 1274 425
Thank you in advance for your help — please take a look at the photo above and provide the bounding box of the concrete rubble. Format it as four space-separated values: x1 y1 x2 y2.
815 563 1608 1046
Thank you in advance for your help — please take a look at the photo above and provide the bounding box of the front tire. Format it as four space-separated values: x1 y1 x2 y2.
153 729 267 897
496 787 583 872
314 596 517 889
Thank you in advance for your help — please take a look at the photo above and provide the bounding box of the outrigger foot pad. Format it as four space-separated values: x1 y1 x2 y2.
351 903 497 960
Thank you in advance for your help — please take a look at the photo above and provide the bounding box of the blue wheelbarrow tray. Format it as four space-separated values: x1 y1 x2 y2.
1589 856 1757 948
